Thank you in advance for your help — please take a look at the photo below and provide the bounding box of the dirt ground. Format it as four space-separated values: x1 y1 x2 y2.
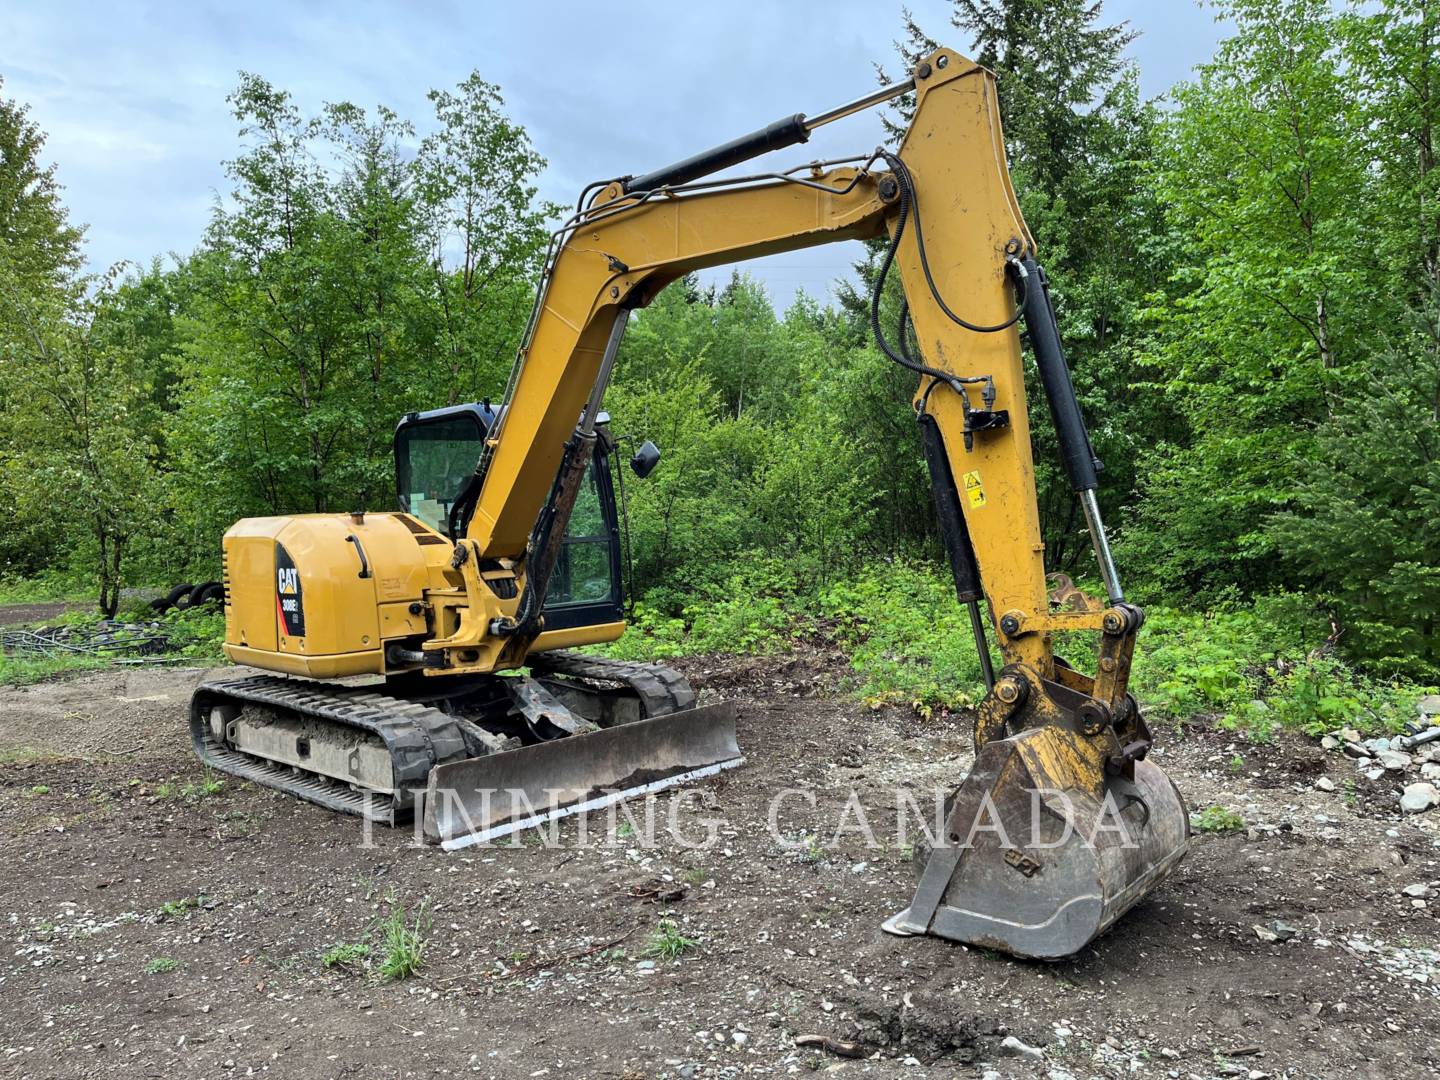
0 602 79 628
1 649 1438 1080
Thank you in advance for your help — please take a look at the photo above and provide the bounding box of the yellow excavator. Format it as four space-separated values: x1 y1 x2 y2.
191 47 1189 960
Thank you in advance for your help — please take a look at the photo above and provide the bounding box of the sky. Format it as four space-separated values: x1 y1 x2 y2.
1 0 1231 309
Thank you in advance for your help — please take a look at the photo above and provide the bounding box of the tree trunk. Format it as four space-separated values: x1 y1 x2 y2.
95 527 123 617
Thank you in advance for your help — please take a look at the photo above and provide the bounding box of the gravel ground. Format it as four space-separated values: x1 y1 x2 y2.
0 651 1437 1079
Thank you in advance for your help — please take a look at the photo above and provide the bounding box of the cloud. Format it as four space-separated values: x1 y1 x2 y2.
2 0 1227 302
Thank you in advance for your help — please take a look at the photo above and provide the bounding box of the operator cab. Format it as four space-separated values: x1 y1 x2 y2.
393 402 625 631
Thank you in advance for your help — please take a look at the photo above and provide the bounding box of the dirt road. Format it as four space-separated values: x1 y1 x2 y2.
0 602 80 628
0 655 1437 1078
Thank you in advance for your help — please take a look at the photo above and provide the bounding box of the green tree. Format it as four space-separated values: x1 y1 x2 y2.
1270 285 1440 674
1258 0 1440 671
0 78 83 289
0 80 86 576
416 73 556 406
944 0 1137 196
0 79 163 608
173 72 552 564
1124 0 1382 600
0 265 164 613
1339 0 1440 293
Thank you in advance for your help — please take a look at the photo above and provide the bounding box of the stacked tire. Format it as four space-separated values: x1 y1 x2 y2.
150 581 223 614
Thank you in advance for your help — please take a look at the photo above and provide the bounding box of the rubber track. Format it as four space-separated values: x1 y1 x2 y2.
189 659 694 827
189 675 489 824
526 651 696 718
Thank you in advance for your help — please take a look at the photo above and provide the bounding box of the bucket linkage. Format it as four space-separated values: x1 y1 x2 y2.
885 604 1189 959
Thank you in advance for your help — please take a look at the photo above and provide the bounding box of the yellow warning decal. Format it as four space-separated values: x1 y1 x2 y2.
963 470 986 508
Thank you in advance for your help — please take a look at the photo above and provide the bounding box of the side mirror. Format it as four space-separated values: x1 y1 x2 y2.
629 440 661 479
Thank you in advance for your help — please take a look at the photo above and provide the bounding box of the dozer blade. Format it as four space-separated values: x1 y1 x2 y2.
884 723 1189 959
423 702 743 849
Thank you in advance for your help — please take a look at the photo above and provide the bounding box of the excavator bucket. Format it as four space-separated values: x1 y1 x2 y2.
422 702 742 849
884 721 1189 959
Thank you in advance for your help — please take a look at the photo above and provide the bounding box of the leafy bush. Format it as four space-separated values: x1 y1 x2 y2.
1230 657 1421 739
1134 598 1429 739
159 606 226 661
817 563 991 714
602 559 806 660
1191 805 1245 833
600 560 1434 736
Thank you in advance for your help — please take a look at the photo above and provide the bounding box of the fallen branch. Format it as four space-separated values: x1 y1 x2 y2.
795 1033 865 1059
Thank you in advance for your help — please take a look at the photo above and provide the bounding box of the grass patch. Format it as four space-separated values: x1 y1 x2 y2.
323 902 430 983
144 956 178 974
1191 805 1246 833
642 917 698 960
157 896 202 920
600 579 797 661
0 652 109 687
0 572 92 606
321 941 371 970
0 603 226 686
600 561 993 714
595 562 1435 736
374 903 429 982
154 770 225 802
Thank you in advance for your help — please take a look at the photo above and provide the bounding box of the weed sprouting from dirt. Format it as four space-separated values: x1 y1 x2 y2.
682 867 709 888
643 917 698 960
374 903 429 983
318 902 428 982
321 941 371 970
1191 805 1245 833
157 897 201 920
154 770 225 802
26 784 49 796
144 957 178 974
193 771 225 797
